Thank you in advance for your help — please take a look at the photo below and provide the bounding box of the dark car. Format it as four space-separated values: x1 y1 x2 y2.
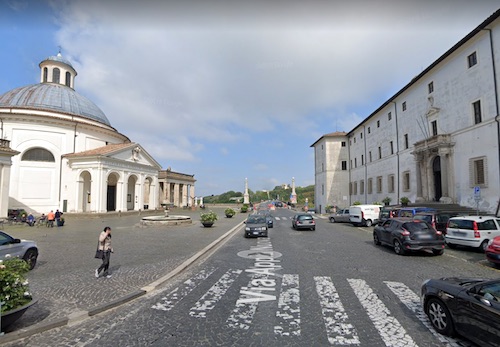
421 277 500 346
413 211 459 234
0 230 38 269
485 235 500 266
377 207 400 226
292 213 315 231
257 210 274 228
244 215 268 238
397 206 436 218
373 218 445 255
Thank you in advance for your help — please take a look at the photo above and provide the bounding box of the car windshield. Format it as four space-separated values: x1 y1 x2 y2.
247 216 266 223
403 222 432 231
414 215 432 223
298 215 313 221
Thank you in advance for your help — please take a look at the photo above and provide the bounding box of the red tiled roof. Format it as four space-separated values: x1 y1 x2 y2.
64 142 134 158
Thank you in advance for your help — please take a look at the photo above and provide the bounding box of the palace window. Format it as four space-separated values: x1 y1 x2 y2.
388 174 395 193
473 100 482 124
388 112 392 121
341 141 346 147
43 67 48 82
402 101 407 111
367 178 373 194
22 148 55 162
431 121 438 136
341 161 347 170
53 68 60 84
468 51 477 68
65 71 71 87
360 180 365 195
428 81 434 94
470 157 487 186
378 146 382 159
353 181 358 195
390 141 394 155
403 171 411 191
404 134 409 149
377 176 383 193
377 120 380 128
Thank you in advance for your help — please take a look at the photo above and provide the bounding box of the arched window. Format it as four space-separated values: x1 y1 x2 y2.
53 68 60 84
43 67 48 82
65 71 71 87
21 148 55 162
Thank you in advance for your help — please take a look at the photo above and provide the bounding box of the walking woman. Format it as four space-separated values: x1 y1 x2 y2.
95 226 113 278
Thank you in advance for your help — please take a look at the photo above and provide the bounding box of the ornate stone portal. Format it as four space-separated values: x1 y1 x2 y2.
412 134 455 203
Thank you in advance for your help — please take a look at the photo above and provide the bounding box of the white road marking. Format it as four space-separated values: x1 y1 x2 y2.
151 268 216 311
226 274 267 330
189 269 242 318
348 278 418 347
275 274 301 337
315 276 360 345
385 281 473 347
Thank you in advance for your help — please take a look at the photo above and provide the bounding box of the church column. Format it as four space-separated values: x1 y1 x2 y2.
181 184 187 207
174 183 180 207
116 180 124 212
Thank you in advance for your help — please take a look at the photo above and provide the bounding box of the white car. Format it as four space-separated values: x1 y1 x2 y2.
349 204 382 227
445 215 500 251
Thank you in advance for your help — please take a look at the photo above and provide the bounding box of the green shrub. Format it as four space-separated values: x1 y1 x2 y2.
0 257 32 313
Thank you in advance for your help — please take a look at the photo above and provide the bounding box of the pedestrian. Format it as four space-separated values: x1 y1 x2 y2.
27 213 35 227
47 210 55 227
95 226 113 279
55 209 63 227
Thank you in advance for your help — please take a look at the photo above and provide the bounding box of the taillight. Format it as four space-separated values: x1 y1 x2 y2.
401 228 410 236
473 221 480 238
361 211 364 219
312 220 315 225
432 221 436 229
436 231 442 236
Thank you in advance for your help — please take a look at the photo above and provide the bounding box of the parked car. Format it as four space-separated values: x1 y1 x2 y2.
445 215 500 252
349 204 382 227
397 207 436 218
244 215 268 238
373 218 445 255
413 211 459 234
329 208 350 223
421 277 500 346
377 207 400 225
485 236 500 266
0 230 38 269
292 213 315 231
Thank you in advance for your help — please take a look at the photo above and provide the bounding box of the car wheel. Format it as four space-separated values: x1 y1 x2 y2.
330 217 335 223
446 243 457 249
373 232 381 245
480 240 489 252
393 239 406 255
432 249 444 256
23 249 38 270
426 298 455 336
365 219 373 227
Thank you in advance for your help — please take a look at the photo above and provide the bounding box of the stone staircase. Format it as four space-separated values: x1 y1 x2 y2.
402 202 491 216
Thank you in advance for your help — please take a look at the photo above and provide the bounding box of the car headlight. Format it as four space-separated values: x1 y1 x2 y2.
245 227 251 231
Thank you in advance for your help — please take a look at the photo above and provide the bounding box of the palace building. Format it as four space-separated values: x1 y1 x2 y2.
312 9 500 214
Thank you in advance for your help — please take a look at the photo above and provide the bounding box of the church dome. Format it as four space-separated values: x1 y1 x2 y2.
0 83 111 126
0 52 111 126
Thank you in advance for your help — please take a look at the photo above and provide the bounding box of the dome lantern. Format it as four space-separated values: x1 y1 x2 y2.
39 52 77 89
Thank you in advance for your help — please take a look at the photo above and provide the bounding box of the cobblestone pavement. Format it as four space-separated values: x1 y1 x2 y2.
0 206 247 340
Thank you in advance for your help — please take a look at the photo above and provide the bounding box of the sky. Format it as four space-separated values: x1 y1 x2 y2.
1 0 499 197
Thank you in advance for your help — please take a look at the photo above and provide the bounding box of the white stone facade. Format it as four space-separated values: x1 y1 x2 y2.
312 10 500 214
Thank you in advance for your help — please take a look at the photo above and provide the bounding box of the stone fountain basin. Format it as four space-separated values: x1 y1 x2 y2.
141 215 192 226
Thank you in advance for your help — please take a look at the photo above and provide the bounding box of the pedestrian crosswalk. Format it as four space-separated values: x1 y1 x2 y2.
151 268 473 346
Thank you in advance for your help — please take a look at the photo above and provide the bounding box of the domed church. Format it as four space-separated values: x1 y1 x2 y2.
0 52 179 216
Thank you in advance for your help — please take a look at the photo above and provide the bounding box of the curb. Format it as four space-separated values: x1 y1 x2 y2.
0 221 244 344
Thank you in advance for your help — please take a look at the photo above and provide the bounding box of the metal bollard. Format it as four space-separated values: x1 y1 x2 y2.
0 300 4 335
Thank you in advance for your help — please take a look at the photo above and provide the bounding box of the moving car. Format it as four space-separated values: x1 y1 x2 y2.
421 277 500 346
445 215 500 252
244 215 268 238
292 214 315 231
0 230 38 269
373 218 445 255
349 204 382 227
413 211 459 234
256 210 273 228
329 208 350 223
485 235 500 266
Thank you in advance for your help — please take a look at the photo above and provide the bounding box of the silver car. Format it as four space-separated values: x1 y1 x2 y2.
329 208 350 223
0 230 38 270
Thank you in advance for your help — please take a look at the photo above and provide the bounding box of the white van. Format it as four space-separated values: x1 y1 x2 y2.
349 204 382 227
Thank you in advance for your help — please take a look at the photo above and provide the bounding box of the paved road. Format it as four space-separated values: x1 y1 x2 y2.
0 206 247 342
3 207 499 346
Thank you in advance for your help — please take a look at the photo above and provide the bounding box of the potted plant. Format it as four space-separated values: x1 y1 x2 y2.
200 210 218 227
225 208 236 218
240 204 249 213
353 201 362 205
0 257 37 331
382 197 391 206
400 196 410 206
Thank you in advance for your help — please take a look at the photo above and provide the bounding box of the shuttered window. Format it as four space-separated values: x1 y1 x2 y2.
470 157 486 186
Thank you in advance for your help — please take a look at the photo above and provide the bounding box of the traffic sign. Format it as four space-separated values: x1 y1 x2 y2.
474 186 481 201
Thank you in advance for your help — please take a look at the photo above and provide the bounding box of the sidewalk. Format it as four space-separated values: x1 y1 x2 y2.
0 207 246 343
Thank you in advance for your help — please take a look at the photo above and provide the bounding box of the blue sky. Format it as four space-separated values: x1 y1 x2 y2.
1 0 499 197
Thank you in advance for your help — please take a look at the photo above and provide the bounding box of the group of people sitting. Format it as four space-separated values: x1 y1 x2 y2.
24 210 64 227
